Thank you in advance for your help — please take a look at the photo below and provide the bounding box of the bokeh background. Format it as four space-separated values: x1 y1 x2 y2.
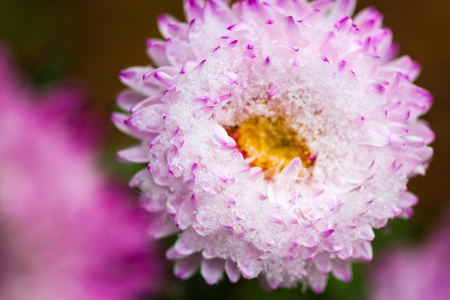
0 0 448 299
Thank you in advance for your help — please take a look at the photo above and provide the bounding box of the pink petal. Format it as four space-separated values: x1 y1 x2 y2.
146 39 171 67
360 121 390 147
328 0 356 21
147 212 179 238
314 252 332 273
201 258 225 285
116 144 149 163
174 254 201 279
225 259 241 283
308 269 328 293
116 90 146 111
176 198 196 230
332 259 352 282
397 191 419 208
184 0 204 22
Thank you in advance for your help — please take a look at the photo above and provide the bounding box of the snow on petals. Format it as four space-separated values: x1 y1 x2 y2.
115 0 433 292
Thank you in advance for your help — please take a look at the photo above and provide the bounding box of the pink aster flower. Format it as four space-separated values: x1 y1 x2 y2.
368 223 450 300
114 0 434 292
0 47 165 300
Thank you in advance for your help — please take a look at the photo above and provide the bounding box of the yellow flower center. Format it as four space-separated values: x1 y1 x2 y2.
227 116 314 177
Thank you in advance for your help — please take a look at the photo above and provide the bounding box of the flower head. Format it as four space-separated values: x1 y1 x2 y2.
0 46 165 300
114 0 433 291
368 222 450 300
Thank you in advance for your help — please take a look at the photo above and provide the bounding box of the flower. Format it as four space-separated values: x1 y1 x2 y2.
368 222 450 300
0 46 165 300
114 0 434 292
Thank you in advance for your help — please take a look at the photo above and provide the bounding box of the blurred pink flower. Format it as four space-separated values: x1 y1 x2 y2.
368 223 450 300
114 0 433 292
0 46 165 300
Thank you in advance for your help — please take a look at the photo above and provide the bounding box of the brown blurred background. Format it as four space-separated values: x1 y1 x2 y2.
0 0 448 299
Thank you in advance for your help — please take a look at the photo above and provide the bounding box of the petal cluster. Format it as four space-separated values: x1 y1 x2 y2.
0 47 164 300
115 0 433 291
